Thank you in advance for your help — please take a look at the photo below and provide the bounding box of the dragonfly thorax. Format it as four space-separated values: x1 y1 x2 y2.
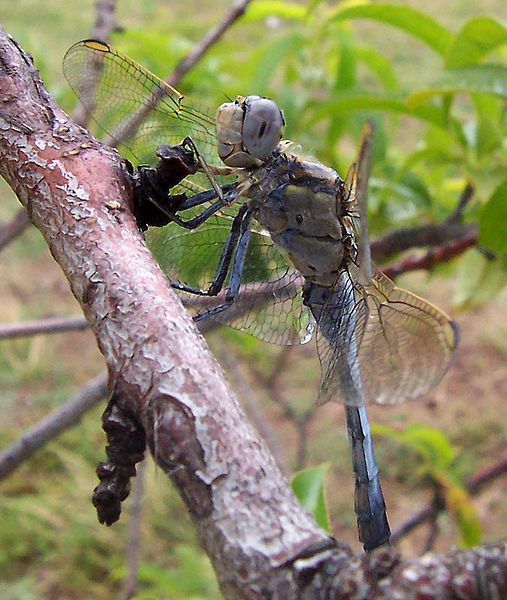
215 95 285 168
246 154 351 287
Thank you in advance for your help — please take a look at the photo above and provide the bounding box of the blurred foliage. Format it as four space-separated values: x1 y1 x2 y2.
374 423 482 547
2 0 507 597
292 464 331 531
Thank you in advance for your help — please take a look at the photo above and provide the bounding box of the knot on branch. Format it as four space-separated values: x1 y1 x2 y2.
147 396 214 519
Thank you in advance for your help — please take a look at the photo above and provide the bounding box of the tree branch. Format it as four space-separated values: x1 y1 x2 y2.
381 226 477 279
2 28 507 599
371 184 476 262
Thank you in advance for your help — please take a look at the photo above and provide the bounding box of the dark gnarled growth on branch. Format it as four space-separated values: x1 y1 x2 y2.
0 27 506 600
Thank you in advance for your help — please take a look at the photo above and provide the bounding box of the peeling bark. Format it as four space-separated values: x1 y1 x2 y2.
1 27 507 600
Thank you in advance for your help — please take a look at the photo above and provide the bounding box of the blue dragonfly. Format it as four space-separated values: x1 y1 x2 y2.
64 40 459 551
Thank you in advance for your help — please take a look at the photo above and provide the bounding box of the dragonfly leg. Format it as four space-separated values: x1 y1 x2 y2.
171 184 239 230
170 198 225 230
137 183 237 230
193 208 253 321
182 136 226 204
171 204 249 300
179 184 237 211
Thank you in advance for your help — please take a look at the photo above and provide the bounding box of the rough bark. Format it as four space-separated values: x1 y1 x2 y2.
1 27 506 600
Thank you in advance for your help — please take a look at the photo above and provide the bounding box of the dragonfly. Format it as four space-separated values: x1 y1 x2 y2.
63 39 459 552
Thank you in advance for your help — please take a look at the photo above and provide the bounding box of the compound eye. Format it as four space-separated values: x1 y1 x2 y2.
242 96 285 160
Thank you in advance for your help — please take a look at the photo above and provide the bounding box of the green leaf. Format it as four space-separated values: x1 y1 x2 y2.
291 465 331 531
440 480 482 547
454 250 507 309
472 93 503 121
334 37 357 92
445 17 507 69
306 0 325 15
480 178 507 264
355 45 398 91
327 1 453 56
409 65 507 106
373 424 456 472
246 0 308 21
307 93 448 128
475 117 503 157
374 425 481 547
245 32 304 92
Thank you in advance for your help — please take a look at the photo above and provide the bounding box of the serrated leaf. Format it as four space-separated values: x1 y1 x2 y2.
246 0 308 21
327 1 453 56
479 178 507 262
409 65 507 106
445 17 507 69
291 465 331 531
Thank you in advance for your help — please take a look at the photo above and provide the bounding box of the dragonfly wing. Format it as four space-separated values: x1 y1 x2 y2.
316 267 458 406
63 40 223 194
148 213 312 345
314 270 369 406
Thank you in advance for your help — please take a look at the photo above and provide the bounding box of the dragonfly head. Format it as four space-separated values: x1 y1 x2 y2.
216 95 285 168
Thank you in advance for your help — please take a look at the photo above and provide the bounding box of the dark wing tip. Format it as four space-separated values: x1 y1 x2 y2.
81 39 111 52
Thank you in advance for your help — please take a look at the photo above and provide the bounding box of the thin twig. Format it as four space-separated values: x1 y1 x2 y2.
422 511 440 554
446 183 474 224
0 315 88 339
0 208 31 251
250 347 316 469
123 459 146 600
0 372 108 479
371 184 475 262
421 485 444 554
295 413 312 472
381 227 477 279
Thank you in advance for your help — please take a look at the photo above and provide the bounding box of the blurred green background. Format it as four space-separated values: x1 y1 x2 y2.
1 0 507 598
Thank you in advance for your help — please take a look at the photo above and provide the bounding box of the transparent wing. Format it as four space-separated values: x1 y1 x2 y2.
147 213 313 345
316 267 459 406
63 39 225 193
